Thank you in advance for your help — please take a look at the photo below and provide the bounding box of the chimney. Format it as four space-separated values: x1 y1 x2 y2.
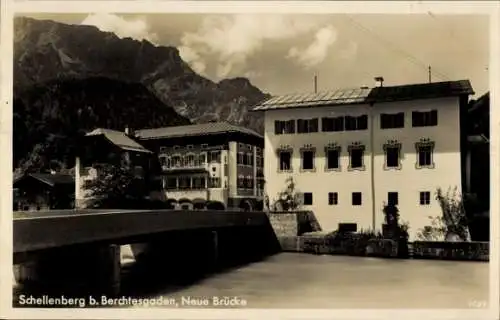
124 126 132 136
374 76 384 87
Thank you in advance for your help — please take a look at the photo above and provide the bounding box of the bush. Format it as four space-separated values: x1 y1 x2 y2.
416 187 470 241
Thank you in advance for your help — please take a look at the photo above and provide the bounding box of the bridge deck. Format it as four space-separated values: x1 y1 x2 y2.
13 210 269 254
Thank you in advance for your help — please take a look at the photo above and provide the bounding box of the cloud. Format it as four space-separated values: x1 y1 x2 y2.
80 13 159 45
339 40 358 60
286 25 337 69
178 14 328 78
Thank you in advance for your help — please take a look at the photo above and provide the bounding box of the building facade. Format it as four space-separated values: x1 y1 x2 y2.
134 122 265 210
75 128 154 209
253 80 474 240
14 173 75 211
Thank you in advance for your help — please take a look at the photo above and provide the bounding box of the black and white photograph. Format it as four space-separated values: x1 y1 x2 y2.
2 1 499 319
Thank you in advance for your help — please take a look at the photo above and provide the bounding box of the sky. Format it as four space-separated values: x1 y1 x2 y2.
20 13 489 97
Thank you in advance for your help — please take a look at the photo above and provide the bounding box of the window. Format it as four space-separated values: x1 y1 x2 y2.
415 140 435 169
380 112 405 129
300 148 315 171
328 192 338 205
278 150 292 172
322 117 344 132
187 144 194 149
246 176 253 189
193 177 206 189
186 154 195 167
388 192 398 206
303 192 313 205
201 144 208 149
325 146 341 170
419 191 431 205
179 176 190 189
173 145 180 150
159 147 167 154
297 118 319 133
345 115 368 131
274 120 296 135
165 177 177 189
246 153 253 166
238 176 245 188
159 156 167 166
209 177 221 188
348 144 365 170
352 192 362 206
256 156 263 168
237 152 244 165
383 142 402 170
171 156 181 167
198 154 206 165
412 110 438 127
209 151 221 163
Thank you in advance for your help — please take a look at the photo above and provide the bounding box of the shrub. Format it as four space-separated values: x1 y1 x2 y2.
416 187 471 241
382 203 409 241
271 176 302 211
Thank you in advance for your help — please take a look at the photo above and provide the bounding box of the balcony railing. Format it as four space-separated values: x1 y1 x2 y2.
162 163 208 171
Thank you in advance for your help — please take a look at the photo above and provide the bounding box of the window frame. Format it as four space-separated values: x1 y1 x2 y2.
348 143 366 171
415 139 435 169
388 192 399 206
324 145 341 172
412 110 438 127
300 147 316 172
277 148 293 173
328 192 338 205
383 141 402 170
419 191 431 205
352 192 362 206
380 112 405 129
303 192 313 205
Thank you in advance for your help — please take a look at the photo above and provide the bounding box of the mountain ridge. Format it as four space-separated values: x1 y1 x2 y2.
14 16 269 132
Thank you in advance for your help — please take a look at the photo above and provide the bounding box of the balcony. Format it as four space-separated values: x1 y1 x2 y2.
162 162 208 172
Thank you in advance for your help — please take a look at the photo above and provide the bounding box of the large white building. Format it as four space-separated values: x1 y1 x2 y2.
252 79 475 240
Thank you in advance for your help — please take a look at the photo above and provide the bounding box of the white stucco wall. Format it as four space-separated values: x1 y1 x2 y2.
263 96 462 240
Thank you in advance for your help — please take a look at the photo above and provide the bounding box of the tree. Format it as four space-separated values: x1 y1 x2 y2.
416 187 471 242
382 203 409 241
83 163 147 209
271 176 302 211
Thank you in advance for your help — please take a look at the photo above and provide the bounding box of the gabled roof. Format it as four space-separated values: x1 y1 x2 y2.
86 128 152 153
134 121 263 140
14 173 74 187
252 80 474 112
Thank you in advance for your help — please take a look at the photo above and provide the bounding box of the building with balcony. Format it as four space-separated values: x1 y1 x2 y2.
252 79 475 240
134 122 265 210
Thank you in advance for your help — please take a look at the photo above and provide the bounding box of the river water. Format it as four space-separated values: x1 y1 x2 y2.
120 246 489 309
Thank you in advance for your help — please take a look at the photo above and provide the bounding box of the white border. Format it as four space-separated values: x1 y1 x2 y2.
1 1 499 319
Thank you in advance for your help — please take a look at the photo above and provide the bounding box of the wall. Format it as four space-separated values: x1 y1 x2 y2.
372 97 462 240
263 97 462 241
264 104 373 233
